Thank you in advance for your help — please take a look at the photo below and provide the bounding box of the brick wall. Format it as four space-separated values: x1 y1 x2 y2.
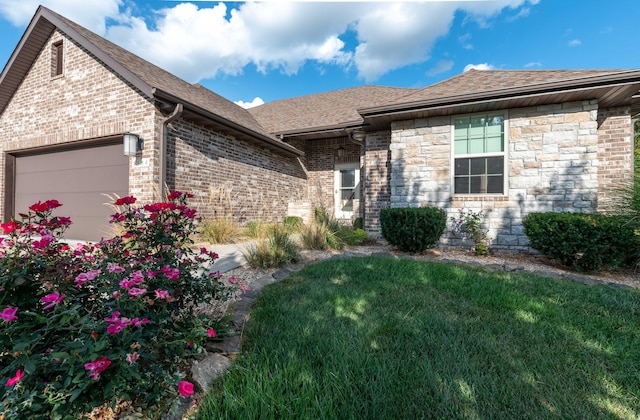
0 28 312 229
386 100 632 251
596 106 633 210
0 30 159 219
166 119 308 224
363 130 391 232
305 137 362 219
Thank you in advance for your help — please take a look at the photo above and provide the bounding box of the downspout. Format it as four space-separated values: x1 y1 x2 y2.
159 103 183 199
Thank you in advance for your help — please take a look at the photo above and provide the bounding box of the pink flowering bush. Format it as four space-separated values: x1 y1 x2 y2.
0 193 238 418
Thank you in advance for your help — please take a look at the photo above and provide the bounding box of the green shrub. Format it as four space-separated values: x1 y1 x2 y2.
300 222 342 250
244 224 300 269
353 217 364 230
314 206 330 225
243 221 273 239
200 217 239 243
283 216 303 232
523 212 638 272
380 207 447 252
335 227 368 246
0 193 239 418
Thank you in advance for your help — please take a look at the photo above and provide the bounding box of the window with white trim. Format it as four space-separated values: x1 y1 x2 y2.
453 113 505 195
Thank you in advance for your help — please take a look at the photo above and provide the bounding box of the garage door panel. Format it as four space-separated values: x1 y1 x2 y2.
16 147 128 172
16 165 128 193
15 143 129 241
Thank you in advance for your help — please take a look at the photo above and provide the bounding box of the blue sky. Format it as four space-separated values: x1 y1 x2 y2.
0 0 637 108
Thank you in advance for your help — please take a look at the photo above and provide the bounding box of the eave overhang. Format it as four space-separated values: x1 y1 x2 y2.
0 6 154 116
359 70 640 130
273 120 363 141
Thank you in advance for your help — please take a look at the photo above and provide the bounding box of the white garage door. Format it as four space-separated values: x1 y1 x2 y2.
14 143 129 241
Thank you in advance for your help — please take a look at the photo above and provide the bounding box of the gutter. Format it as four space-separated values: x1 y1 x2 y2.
359 70 640 117
273 121 363 139
159 103 183 199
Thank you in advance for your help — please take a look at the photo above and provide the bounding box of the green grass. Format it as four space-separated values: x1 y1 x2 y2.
196 257 640 419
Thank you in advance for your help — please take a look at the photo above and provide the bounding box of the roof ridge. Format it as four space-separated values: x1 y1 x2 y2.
29 7 277 141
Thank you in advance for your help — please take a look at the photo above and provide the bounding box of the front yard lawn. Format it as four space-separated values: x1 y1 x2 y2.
197 257 640 419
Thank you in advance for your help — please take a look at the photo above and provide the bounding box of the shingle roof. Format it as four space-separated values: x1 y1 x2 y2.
381 69 633 106
44 8 272 138
0 6 291 151
249 85 418 134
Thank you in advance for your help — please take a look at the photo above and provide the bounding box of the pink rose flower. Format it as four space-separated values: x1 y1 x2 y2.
128 287 147 297
29 199 62 213
207 328 216 338
154 289 170 300
107 262 125 273
74 269 102 287
161 265 180 280
84 357 111 380
40 292 65 310
114 196 137 206
0 307 18 322
6 369 24 386
178 380 194 397
126 352 140 364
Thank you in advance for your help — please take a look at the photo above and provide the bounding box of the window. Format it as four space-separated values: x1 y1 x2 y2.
52 41 63 77
453 113 505 194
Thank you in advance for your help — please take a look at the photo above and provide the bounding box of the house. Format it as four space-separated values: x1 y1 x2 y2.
1 6 639 249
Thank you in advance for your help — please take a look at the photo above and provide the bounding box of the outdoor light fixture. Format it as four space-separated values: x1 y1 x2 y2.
337 145 345 158
123 132 141 157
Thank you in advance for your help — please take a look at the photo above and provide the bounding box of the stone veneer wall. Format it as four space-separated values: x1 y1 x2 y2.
0 30 159 220
166 119 309 224
305 137 362 219
387 100 633 251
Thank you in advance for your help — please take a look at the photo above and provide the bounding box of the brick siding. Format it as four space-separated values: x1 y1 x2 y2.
596 106 633 210
0 30 158 219
0 29 311 229
305 137 362 219
363 130 391 232
166 119 308 224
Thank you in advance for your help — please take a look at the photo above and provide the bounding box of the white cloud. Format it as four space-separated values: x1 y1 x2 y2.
463 63 496 72
234 97 264 109
426 60 455 76
0 0 540 83
458 33 473 50
524 61 542 68
0 0 121 33
568 39 581 47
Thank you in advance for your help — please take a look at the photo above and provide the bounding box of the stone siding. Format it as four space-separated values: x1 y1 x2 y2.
386 101 632 251
167 119 308 224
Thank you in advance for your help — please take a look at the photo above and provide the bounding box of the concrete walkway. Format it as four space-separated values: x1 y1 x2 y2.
207 241 253 273
60 238 251 274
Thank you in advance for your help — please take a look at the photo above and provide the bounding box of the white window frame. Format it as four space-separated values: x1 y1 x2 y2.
450 111 508 196
334 163 360 219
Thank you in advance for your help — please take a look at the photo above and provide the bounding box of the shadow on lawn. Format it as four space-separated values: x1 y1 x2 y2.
242 256 640 419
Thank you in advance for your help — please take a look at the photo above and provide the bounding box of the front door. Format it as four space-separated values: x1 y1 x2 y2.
334 163 360 219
